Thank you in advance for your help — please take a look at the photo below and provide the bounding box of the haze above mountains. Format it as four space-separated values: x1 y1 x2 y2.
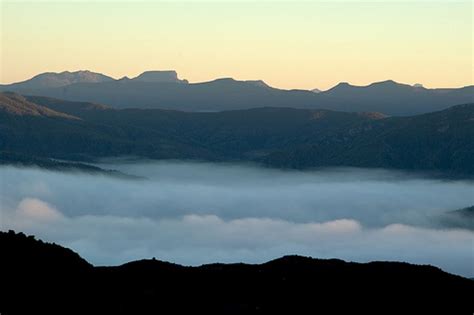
1 70 472 115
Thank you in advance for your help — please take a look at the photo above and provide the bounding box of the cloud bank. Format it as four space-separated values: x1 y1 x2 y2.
1 161 473 277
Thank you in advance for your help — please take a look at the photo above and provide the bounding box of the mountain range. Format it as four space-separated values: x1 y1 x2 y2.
1 92 473 176
0 70 114 89
1 70 472 115
1 230 472 314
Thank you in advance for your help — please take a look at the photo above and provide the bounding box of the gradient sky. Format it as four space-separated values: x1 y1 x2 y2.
1 1 472 90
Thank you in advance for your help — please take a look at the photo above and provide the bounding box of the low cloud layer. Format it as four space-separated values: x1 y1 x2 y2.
1 162 473 277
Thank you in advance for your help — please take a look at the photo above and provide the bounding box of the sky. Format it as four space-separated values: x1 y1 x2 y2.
1 162 473 276
0 1 472 90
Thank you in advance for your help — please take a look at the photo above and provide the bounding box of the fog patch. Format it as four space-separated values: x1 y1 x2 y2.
1 161 473 277
16 198 63 222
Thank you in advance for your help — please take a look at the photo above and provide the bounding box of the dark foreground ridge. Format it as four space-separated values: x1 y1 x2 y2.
1 230 473 314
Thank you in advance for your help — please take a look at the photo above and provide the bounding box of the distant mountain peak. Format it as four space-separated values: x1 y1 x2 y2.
326 82 354 93
330 80 404 91
201 77 272 89
118 76 131 81
3 70 114 90
311 88 322 93
336 82 351 86
212 77 237 82
58 70 94 75
133 70 188 84
33 70 113 82
367 80 419 91
371 79 399 86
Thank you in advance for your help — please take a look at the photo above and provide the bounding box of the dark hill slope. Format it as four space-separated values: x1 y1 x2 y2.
0 92 77 118
261 103 474 174
0 93 215 161
4 93 381 161
1 230 472 314
2 93 473 175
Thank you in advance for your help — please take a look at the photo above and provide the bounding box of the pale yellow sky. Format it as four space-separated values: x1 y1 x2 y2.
1 1 472 90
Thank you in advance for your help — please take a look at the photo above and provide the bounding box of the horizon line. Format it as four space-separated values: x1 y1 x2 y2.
2 69 473 91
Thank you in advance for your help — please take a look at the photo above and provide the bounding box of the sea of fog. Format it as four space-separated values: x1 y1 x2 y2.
1 161 473 277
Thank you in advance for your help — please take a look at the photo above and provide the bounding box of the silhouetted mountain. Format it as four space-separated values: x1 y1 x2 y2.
1 93 473 176
0 70 113 90
19 76 316 112
321 80 474 115
1 71 472 115
132 70 188 83
1 230 472 314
